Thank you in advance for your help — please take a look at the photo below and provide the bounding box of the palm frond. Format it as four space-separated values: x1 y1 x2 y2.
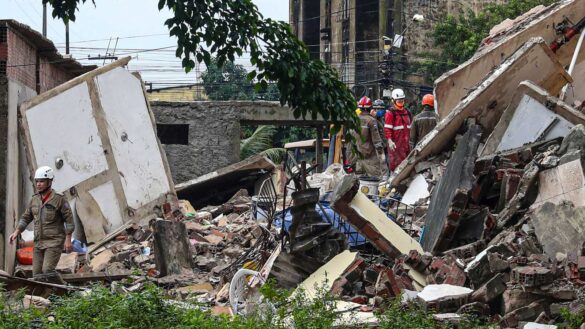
240 125 277 160
261 148 286 164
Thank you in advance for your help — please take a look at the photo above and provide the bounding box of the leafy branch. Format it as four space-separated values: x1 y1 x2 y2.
42 0 360 137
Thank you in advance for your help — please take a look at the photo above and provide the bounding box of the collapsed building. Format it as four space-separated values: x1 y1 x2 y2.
2 1 585 328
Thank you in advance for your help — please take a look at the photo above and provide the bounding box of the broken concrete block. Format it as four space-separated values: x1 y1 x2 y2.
465 247 494 287
422 123 482 252
497 161 540 230
488 252 510 273
331 175 423 259
204 234 224 245
90 249 114 272
471 273 507 304
56 252 78 274
417 284 473 313
532 157 585 209
374 269 402 298
500 301 545 328
502 287 541 314
531 201 585 259
153 221 193 276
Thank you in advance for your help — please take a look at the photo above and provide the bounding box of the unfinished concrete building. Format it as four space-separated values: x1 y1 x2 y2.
289 0 508 99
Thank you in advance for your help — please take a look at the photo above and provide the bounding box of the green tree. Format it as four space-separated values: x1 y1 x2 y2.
43 0 359 138
201 58 254 100
410 0 558 84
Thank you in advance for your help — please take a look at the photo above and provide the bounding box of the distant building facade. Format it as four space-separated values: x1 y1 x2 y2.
289 0 508 99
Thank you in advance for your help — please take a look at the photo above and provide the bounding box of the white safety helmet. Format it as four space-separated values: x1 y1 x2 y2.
391 88 405 100
34 166 54 180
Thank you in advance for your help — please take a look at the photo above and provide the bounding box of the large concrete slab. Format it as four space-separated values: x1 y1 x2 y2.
18 58 175 245
531 201 585 259
483 81 585 155
391 38 571 186
332 174 423 259
435 0 585 118
422 124 482 253
532 158 585 209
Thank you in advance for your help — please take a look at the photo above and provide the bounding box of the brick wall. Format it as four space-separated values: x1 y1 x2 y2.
3 26 80 93
6 29 36 90
39 57 76 93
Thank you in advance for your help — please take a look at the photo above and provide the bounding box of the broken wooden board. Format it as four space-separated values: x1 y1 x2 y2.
175 154 275 208
531 201 585 259
483 81 585 155
422 124 482 253
18 57 175 244
292 250 358 300
391 38 571 187
0 270 79 296
61 270 132 283
435 0 584 118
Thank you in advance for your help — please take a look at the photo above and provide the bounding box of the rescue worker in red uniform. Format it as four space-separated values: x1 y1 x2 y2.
384 88 412 172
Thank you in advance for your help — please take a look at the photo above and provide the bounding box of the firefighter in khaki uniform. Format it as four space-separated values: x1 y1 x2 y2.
351 96 386 177
9 166 74 279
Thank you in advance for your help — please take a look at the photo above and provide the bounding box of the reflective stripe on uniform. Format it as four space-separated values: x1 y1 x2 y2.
392 125 404 130
384 124 393 129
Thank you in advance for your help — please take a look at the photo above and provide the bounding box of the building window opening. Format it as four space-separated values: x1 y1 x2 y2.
156 123 189 145
0 61 6 76
0 27 6 43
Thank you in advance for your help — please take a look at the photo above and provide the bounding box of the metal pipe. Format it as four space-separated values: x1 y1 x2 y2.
560 30 585 101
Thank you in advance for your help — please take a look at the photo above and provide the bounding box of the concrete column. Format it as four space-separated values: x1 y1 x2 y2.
0 77 8 267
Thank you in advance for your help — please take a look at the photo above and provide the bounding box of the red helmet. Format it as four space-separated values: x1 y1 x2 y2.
422 94 434 107
358 96 373 109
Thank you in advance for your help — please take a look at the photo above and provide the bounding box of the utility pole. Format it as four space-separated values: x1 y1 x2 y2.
65 21 70 54
42 3 47 37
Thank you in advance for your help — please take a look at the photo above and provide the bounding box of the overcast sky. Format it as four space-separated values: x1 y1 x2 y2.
2 0 290 87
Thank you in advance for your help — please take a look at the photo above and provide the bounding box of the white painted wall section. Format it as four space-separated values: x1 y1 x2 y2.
88 181 124 233
497 95 574 152
94 68 171 209
25 82 109 193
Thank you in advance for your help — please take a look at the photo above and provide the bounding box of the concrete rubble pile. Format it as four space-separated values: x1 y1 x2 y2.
6 1 585 327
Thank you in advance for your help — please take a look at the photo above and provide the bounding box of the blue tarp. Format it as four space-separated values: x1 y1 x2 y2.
274 201 368 246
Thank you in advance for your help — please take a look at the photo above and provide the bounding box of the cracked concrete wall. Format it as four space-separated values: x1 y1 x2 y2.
150 102 241 185
150 101 326 185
